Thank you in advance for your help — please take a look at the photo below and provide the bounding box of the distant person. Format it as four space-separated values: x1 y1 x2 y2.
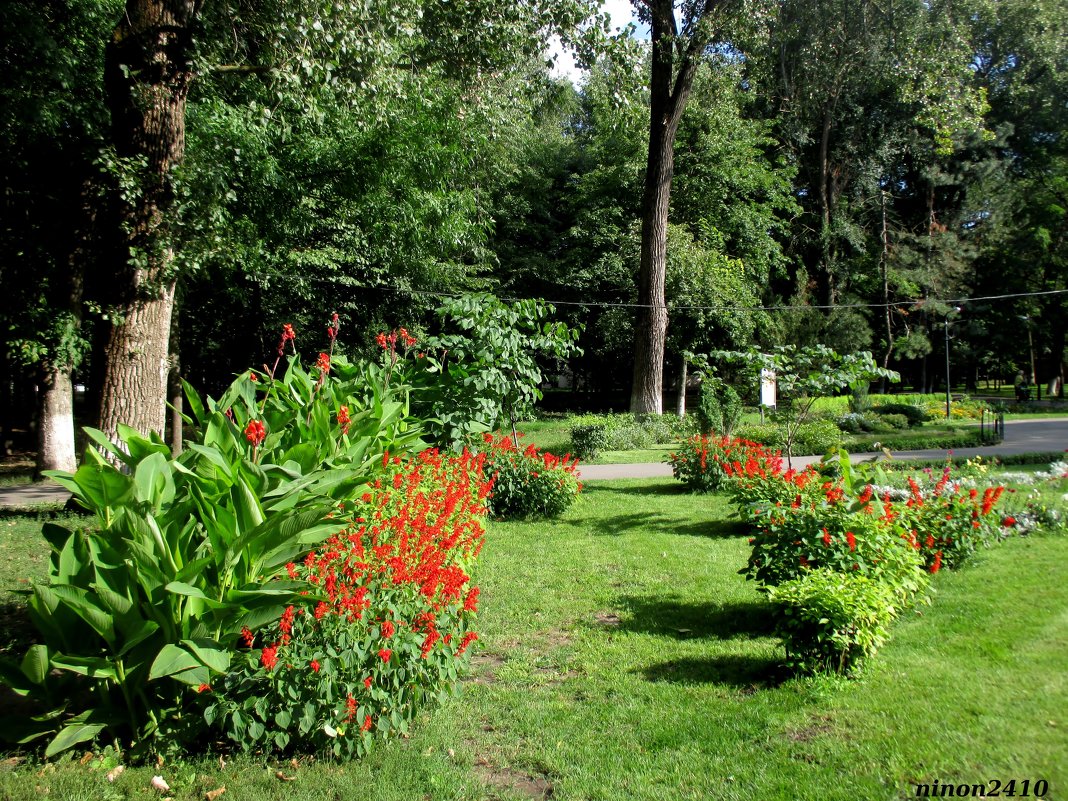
1014 370 1031 401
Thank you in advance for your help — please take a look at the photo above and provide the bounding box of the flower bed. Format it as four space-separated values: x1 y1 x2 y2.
206 448 492 757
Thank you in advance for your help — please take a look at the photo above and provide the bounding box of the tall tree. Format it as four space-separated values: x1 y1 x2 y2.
629 0 751 414
91 0 602 440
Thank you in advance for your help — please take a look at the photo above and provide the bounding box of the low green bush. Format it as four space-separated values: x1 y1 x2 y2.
871 403 928 427
878 413 910 430
846 429 994 452
570 424 608 460
768 569 897 675
568 413 685 454
734 423 785 449
792 420 842 455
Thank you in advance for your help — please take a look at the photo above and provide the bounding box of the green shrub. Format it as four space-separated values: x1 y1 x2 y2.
836 413 874 434
878 413 910 430
846 429 993 452
734 423 785 449
485 435 581 520
694 380 744 436
742 483 928 604
570 424 608 460
871 403 928 427
792 420 842 456
568 413 680 454
768 569 897 675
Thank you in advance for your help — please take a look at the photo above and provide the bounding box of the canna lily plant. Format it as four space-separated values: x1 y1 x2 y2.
0 327 428 758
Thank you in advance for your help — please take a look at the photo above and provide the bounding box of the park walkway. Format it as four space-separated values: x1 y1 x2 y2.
576 417 1068 481
2 419 1066 507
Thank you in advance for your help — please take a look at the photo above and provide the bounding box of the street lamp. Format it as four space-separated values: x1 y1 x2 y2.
944 307 962 420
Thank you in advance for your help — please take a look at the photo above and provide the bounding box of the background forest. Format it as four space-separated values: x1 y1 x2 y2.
2 0 1066 464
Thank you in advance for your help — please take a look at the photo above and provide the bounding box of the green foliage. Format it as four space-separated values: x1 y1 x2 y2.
768 569 897 675
0 345 425 757
483 435 581 520
792 420 842 456
694 379 743 436
412 294 581 450
567 413 685 455
871 403 929 427
569 424 608 460
701 346 899 464
742 479 927 604
733 423 785 450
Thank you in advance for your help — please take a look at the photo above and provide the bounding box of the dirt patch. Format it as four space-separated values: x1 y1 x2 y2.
594 611 621 628
468 653 506 685
786 714 836 742
474 760 554 800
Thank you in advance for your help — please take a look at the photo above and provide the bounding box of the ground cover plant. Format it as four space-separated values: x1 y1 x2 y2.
0 476 1064 800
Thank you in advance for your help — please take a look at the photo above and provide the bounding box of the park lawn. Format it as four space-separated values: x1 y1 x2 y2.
0 479 1065 800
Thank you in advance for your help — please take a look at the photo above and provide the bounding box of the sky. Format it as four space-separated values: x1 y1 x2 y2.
547 0 643 84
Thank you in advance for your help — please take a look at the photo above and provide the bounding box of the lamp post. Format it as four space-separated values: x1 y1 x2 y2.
944 307 961 420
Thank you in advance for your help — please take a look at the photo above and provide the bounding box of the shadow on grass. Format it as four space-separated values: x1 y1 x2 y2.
581 482 688 498
565 511 748 539
615 595 776 640
0 599 38 660
640 654 786 688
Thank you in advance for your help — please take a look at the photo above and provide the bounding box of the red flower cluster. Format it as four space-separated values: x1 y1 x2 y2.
244 419 266 447
337 405 351 435
316 352 331 374
278 323 296 356
295 448 489 661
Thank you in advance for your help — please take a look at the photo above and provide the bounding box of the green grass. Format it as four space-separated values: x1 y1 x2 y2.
0 480 1065 800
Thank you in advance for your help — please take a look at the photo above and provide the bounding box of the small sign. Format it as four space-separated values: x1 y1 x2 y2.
760 369 777 408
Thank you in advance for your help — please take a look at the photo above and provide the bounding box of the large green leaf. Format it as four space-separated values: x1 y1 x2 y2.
45 585 116 648
49 654 118 680
45 720 107 758
21 645 50 685
148 644 202 680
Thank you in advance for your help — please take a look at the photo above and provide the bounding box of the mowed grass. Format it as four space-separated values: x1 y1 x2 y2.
0 480 1065 800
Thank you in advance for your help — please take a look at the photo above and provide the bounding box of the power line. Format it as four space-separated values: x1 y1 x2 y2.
244 269 1068 313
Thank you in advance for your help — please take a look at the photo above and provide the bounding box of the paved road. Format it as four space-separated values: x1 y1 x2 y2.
2 419 1066 506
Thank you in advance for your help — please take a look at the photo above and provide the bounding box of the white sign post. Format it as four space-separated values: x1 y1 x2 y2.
760 368 777 415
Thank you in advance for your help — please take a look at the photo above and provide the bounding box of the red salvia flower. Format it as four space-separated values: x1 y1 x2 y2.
261 644 279 670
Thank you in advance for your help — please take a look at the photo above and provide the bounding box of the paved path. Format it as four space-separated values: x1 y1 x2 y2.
2 419 1066 505
576 418 1068 481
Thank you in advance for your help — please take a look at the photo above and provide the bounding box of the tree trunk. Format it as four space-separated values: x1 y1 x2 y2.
632 125 674 414
98 0 197 440
168 308 183 454
676 356 687 418
36 365 77 477
879 190 893 392
36 174 92 475
630 0 712 415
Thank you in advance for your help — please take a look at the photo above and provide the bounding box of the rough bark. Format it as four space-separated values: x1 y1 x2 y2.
98 0 198 440
631 0 718 415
